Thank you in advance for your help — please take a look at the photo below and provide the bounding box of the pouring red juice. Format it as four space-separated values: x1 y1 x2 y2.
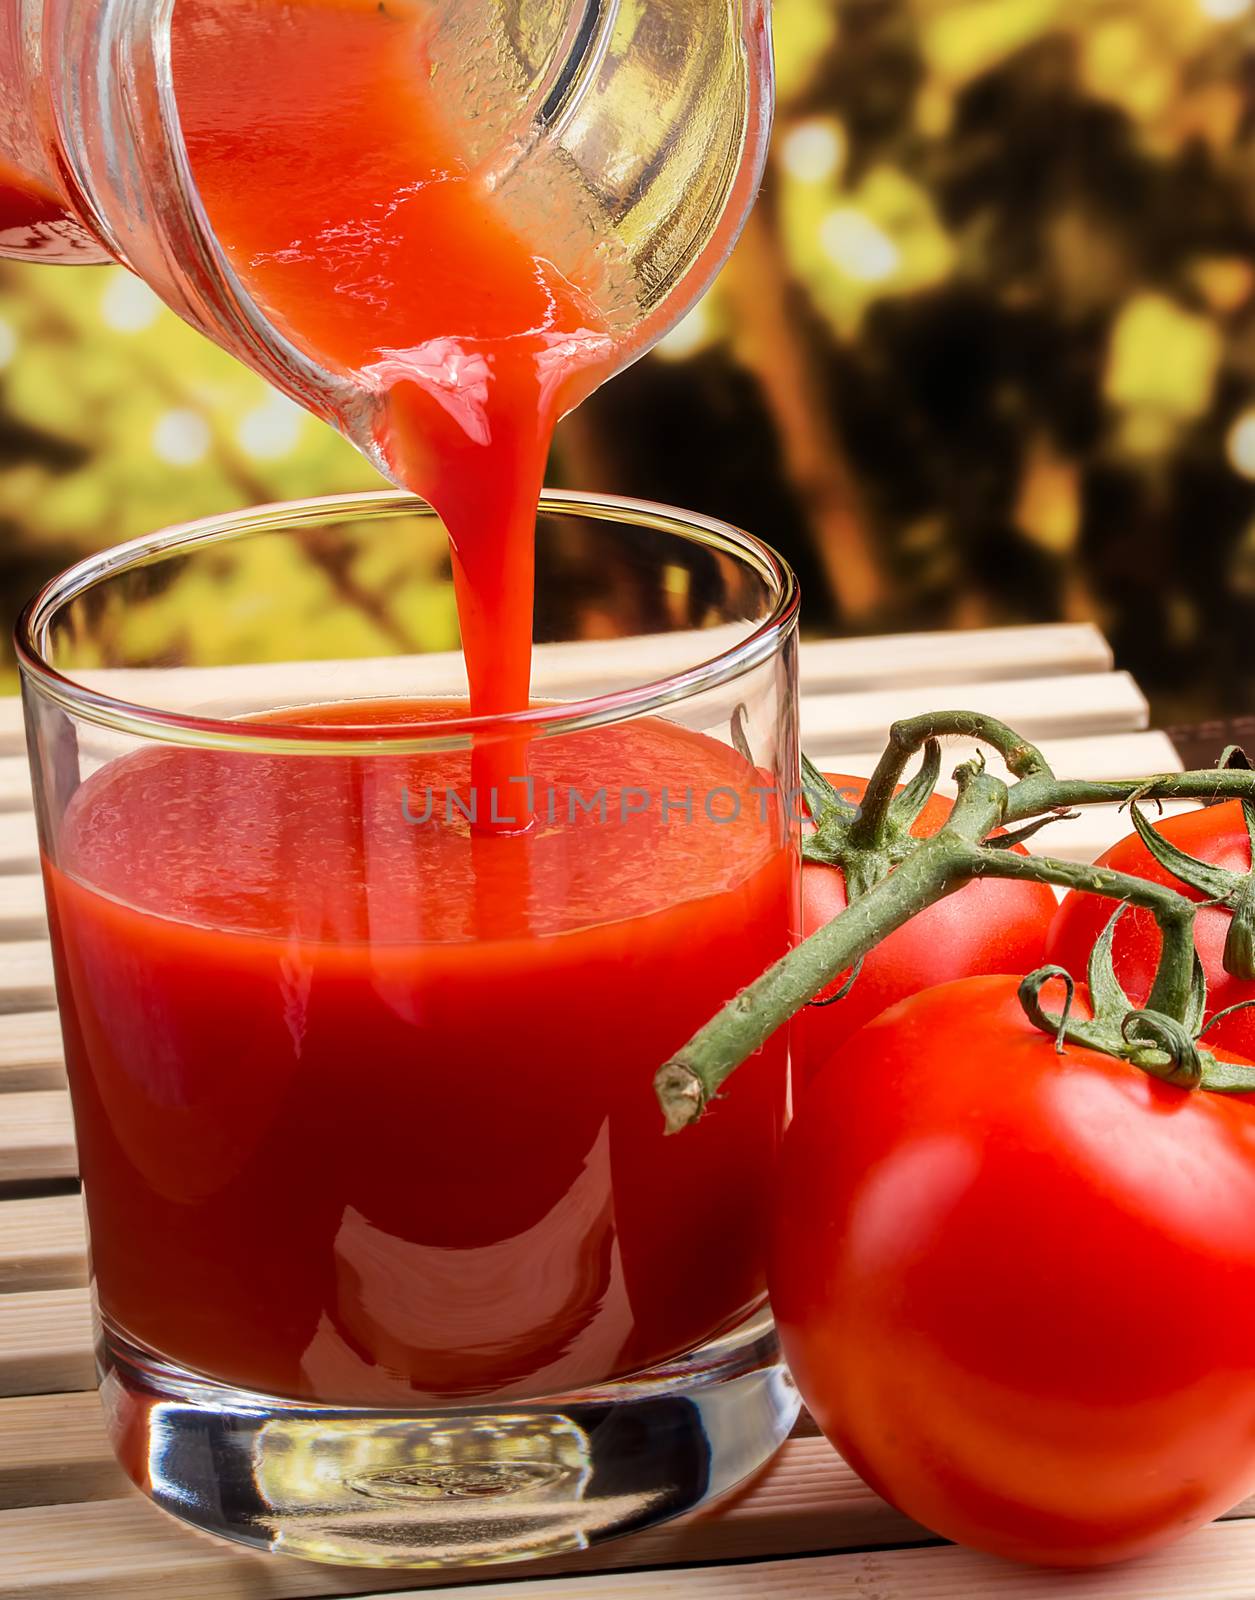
40 0 795 1406
171 0 620 722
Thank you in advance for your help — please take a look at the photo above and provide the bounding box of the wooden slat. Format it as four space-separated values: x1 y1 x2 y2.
1 1396 1253 1597
0 1194 83 1290
0 876 48 940
0 1195 85 1292
0 810 38 874
0 941 55 1013
0 1451 917 1600
813 729 1182 783
18 623 1110 722
4 1490 1255 1600
0 621 1126 770
31 1392 1246 1600
0 1091 75 1187
797 622 1111 689
0 1396 910 1561
2 1288 88 1393
0 1392 122 1509
0 755 33 813
0 1011 64 1092
2 1496 423 1599
801 672 1147 751
0 699 23 755
534 622 1113 699
0 1287 93 1395
357 1522 1255 1600
12 663 1143 759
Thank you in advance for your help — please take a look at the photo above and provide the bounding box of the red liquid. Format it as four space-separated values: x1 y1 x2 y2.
0 157 95 259
170 0 619 721
48 705 792 1403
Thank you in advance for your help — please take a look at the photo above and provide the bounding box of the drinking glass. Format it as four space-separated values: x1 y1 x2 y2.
17 490 801 1567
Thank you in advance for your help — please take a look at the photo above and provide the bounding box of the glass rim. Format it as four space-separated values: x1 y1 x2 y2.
15 489 799 754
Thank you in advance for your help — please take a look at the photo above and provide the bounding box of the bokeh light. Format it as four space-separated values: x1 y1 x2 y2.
151 409 212 467
818 208 901 283
654 303 713 362
237 393 305 460
779 120 846 185
1227 410 1255 480
100 270 162 334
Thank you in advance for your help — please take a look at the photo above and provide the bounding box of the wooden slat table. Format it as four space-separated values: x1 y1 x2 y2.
2 621 1240 1600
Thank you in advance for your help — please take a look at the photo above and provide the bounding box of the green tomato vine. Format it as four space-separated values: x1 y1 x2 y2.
655 711 1255 1133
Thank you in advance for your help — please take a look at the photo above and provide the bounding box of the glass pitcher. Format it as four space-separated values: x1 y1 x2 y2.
0 0 772 458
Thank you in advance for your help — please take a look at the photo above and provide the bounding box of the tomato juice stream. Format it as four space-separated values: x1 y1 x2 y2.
43 0 794 1405
170 0 621 777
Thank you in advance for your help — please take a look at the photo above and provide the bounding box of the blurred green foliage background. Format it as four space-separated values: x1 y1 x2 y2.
4 0 1255 720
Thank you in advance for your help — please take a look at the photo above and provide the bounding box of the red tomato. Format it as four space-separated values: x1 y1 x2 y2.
770 975 1255 1567
1047 801 1255 1057
795 776 1055 1092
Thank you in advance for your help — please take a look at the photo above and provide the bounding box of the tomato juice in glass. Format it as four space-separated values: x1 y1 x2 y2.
47 703 792 1406
21 494 801 1564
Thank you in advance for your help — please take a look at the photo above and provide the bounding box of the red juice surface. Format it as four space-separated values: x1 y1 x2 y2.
47 704 793 1404
170 0 620 721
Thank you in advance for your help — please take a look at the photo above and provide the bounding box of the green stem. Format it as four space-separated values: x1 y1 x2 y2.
653 771 1008 1132
843 721 1255 834
968 850 1198 1023
1005 769 1255 826
845 711 1051 849
656 714 1255 1132
654 840 962 1131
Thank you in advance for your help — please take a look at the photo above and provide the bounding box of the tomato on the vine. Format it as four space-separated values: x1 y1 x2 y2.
770 974 1255 1567
795 775 1056 1091
1047 800 1255 1058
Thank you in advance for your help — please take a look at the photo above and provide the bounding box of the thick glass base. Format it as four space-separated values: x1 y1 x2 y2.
97 1308 799 1568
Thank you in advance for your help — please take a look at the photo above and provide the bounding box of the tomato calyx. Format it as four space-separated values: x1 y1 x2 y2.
1019 905 1255 1093
801 742 943 903
800 743 945 1007
798 744 944 1009
1125 785 1255 982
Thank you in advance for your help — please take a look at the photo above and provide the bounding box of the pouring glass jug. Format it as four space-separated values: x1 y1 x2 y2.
0 0 772 466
